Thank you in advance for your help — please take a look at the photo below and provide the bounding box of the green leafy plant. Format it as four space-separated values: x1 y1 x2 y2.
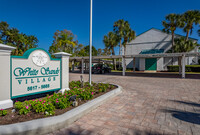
14 101 31 115
11 81 114 116
69 81 81 88
0 109 7 116
167 65 200 72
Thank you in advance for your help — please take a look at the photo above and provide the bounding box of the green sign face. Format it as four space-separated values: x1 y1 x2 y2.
11 48 61 99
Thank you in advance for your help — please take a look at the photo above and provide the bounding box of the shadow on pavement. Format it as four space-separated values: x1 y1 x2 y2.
53 126 166 135
160 100 200 125
160 109 200 125
169 100 200 108
52 126 93 135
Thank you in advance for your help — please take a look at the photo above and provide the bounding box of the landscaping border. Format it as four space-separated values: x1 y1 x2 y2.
0 84 122 135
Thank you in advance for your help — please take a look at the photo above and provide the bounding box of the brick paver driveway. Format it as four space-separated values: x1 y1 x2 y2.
49 73 200 135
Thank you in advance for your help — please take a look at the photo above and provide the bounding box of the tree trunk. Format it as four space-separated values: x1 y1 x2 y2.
171 31 174 65
186 30 189 41
114 59 116 70
171 31 174 52
119 39 122 55
124 45 126 70
119 39 122 69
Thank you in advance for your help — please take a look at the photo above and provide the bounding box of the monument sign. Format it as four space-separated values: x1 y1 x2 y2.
0 44 71 109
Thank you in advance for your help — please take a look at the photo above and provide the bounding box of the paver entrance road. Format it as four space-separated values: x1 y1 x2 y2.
49 73 200 135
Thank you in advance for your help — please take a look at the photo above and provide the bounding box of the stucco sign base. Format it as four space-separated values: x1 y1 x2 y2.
0 84 122 135
0 100 13 109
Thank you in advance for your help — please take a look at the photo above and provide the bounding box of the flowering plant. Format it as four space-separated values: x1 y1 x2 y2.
11 81 114 116
0 109 7 116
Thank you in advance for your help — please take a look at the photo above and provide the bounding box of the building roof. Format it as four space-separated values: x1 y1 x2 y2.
136 28 198 41
69 52 200 60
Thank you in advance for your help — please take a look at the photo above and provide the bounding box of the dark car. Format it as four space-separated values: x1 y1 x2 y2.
92 64 111 74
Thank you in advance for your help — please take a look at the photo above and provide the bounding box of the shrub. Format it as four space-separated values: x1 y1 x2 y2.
15 101 31 115
98 83 109 92
69 81 81 88
167 65 200 72
32 101 55 115
0 109 7 116
11 81 114 116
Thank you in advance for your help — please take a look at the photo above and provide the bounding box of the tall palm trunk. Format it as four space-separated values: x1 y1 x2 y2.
186 30 189 41
171 31 175 50
124 45 127 70
119 39 122 69
119 39 122 55
171 31 174 65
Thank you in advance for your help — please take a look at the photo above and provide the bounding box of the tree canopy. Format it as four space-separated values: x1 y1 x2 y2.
49 29 78 56
78 45 98 56
162 13 185 49
162 10 200 53
173 37 198 53
103 31 119 55
183 10 200 40
113 19 135 56
0 21 38 56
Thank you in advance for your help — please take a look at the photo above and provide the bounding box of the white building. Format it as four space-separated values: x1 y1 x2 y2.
125 28 199 71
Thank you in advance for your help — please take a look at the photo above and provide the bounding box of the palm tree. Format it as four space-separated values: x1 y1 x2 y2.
103 32 119 55
102 48 111 56
97 48 102 56
162 13 185 51
122 23 136 69
113 19 126 55
122 23 136 56
183 10 200 41
113 19 136 69
103 31 119 70
173 37 198 53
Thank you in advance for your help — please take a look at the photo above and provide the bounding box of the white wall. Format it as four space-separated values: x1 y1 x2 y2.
157 58 163 71
0 52 11 101
125 28 198 71
139 58 145 71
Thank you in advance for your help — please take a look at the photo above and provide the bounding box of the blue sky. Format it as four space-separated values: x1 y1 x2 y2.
0 0 200 54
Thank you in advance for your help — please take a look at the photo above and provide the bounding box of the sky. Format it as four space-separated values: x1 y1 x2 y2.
0 0 200 54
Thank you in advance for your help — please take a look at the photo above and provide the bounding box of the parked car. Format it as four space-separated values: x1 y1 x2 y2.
92 64 111 74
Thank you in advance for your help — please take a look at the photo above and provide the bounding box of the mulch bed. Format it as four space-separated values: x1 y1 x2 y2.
0 85 117 125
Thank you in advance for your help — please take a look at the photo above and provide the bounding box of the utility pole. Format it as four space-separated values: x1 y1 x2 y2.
89 0 93 85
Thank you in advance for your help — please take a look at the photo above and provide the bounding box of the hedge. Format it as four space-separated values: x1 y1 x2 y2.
167 65 200 72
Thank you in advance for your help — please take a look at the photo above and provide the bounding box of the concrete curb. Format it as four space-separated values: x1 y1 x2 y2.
0 85 122 135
